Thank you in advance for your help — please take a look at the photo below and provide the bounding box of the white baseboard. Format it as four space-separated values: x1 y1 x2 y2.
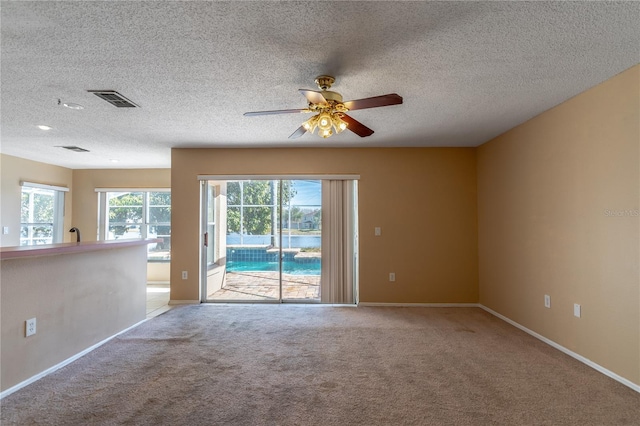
479 305 640 394
358 302 480 308
0 319 148 400
168 300 200 305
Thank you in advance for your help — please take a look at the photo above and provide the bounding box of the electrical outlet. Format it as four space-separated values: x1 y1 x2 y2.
181 271 188 280
574 303 581 318
544 294 551 308
375 227 381 236
26 318 36 337
389 272 396 282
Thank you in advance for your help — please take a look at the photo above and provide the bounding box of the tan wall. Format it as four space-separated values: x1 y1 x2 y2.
0 161 171 279
477 65 640 385
72 169 171 242
170 148 479 303
72 169 171 282
147 262 171 283
0 154 73 247
1 245 148 392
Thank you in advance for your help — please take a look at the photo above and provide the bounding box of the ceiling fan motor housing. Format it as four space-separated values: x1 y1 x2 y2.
307 89 346 113
315 75 335 90
320 91 343 103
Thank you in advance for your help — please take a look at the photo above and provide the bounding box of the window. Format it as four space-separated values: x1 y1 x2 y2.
97 189 171 261
20 182 67 246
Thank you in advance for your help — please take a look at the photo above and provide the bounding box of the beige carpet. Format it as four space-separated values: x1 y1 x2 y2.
1 305 639 425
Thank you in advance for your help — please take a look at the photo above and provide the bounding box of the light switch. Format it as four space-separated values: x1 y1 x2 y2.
574 304 581 318
374 227 381 236
2 226 8 235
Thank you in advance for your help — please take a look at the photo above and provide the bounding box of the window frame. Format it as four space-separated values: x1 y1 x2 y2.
96 188 171 261
20 181 68 246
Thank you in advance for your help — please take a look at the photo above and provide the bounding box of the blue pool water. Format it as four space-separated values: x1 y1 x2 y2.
226 260 320 276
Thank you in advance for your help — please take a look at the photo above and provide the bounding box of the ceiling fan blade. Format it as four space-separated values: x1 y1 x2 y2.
289 126 307 139
244 108 309 117
299 89 327 105
342 93 403 111
341 114 374 137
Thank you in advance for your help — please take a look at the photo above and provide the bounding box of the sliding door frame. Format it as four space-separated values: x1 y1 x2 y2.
198 174 359 304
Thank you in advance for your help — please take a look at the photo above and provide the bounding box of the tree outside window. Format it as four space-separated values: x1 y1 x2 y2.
104 191 171 261
226 180 294 240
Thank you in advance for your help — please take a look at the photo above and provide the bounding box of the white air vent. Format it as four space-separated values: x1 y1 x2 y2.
58 146 90 153
87 90 139 108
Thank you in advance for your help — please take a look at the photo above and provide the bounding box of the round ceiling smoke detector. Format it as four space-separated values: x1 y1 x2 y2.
58 99 84 110
63 102 84 110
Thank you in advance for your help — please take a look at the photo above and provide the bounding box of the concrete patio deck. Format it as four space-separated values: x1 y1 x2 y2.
208 271 320 301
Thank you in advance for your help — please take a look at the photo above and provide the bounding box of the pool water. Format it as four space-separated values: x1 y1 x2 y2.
226 260 320 276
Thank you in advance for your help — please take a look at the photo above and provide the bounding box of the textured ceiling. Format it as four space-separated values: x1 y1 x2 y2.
1 1 638 169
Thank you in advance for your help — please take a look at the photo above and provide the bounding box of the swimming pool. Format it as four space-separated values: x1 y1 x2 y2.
227 234 321 248
226 260 320 276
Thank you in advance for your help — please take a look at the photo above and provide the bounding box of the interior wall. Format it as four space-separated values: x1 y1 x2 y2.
147 263 171 283
0 159 171 248
477 65 640 385
170 147 478 303
0 154 73 247
1 244 148 392
72 169 172 282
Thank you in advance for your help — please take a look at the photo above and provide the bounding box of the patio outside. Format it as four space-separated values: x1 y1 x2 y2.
209 270 320 301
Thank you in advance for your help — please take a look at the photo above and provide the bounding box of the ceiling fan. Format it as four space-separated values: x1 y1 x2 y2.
244 75 403 139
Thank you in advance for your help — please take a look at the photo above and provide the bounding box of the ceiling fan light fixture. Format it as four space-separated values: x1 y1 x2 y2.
317 112 332 130
303 112 349 138
303 115 318 132
333 114 348 133
319 128 333 138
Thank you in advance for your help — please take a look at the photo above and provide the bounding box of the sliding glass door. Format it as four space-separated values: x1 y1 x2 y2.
202 179 322 302
280 180 322 300
225 179 283 301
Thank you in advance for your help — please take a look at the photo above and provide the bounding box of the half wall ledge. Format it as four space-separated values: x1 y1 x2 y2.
0 238 161 259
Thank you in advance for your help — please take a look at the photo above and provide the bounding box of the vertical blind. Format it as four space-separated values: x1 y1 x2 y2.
321 180 356 304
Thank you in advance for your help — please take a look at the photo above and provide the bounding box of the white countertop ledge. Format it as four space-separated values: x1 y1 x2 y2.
0 239 161 260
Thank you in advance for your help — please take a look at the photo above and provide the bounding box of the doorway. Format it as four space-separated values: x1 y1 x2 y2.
202 179 322 302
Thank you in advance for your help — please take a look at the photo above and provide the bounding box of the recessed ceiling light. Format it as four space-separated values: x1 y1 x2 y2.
109 159 120 163
62 102 84 110
37 125 52 130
